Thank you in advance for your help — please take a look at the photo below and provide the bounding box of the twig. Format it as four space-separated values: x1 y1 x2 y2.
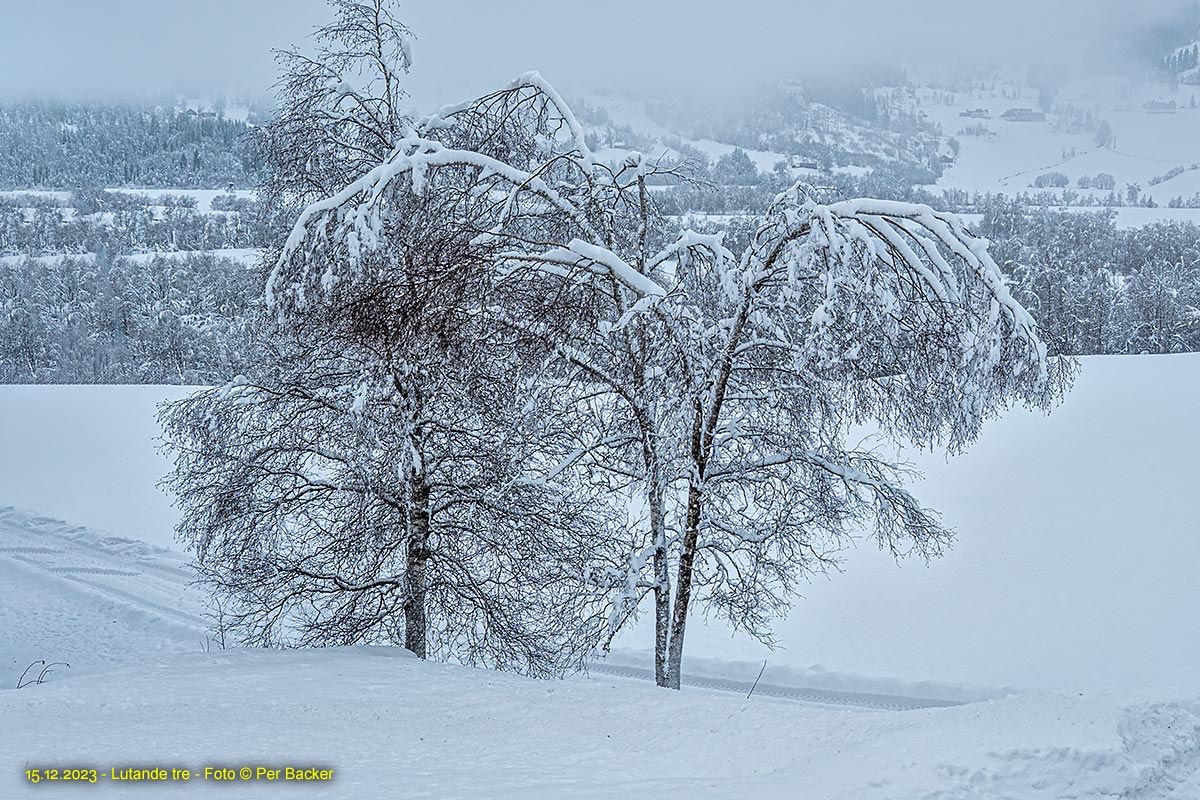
16 660 44 689
36 662 69 684
747 659 767 699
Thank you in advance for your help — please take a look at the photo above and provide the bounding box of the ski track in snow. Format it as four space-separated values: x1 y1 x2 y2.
0 506 208 688
0 505 966 713
587 663 963 712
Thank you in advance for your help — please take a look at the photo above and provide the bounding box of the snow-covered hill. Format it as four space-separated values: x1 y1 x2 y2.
917 77 1200 214
0 507 207 684
5 645 1200 799
3 355 1199 697
576 88 927 176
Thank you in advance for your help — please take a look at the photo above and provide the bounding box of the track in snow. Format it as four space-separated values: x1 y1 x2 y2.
0 506 967 712
588 663 966 712
0 507 208 685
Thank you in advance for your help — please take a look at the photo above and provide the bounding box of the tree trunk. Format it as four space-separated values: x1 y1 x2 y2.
404 479 430 659
648 483 671 687
665 478 703 689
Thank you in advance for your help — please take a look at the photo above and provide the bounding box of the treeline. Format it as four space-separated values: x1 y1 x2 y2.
0 101 262 189
0 252 261 383
2 193 1198 386
979 199 1200 355
672 195 1200 357
656 159 943 216
0 192 263 255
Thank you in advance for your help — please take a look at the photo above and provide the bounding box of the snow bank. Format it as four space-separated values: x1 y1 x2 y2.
3 646 1199 799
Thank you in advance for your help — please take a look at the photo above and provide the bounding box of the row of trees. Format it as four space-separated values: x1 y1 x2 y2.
0 252 258 383
980 201 1200 355
4 197 1190 385
0 102 261 189
160 1 1069 688
0 204 261 256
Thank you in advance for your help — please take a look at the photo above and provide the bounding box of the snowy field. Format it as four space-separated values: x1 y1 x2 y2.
2 355 1200 797
921 81 1200 209
4 645 1200 799
3 356 1197 693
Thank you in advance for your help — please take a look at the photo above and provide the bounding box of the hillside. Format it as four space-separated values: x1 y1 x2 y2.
5 646 1200 799
577 85 939 180
2 355 1198 697
913 76 1200 217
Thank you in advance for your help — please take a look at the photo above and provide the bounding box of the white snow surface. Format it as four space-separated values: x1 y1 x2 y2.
615 354 1200 695
2 355 1199 694
0 507 206 684
4 645 1200 799
921 80 1200 209
3 356 1200 796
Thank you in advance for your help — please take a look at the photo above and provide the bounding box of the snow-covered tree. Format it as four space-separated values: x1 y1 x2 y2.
649 190 1074 685
271 63 1073 688
160 332 622 673
257 0 413 220
163 1 627 675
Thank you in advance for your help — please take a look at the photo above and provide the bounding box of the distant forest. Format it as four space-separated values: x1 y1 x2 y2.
0 94 1198 384
0 101 263 189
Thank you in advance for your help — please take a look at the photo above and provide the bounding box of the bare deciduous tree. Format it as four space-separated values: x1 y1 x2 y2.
272 68 1073 687
192 0 1074 689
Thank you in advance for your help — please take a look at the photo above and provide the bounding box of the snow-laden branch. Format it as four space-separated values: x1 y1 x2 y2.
267 104 602 309
532 240 667 299
739 191 1051 386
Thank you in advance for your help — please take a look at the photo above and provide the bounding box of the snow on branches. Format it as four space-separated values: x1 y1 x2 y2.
208 47 1074 688
725 189 1073 454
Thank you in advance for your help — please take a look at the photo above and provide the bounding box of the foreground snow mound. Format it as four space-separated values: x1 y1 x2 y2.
3 647 1199 799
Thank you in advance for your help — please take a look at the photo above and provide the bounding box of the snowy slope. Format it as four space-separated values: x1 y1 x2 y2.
2 355 1199 697
579 90 914 175
0 507 207 687
920 80 1200 212
4 646 1200 799
3 358 1200 797
621 354 1200 694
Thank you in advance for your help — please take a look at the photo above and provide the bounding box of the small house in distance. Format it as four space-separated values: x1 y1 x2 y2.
1143 100 1178 114
789 155 821 170
1001 108 1047 122
959 108 990 119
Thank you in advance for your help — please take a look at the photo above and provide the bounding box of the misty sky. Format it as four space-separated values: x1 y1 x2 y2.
0 0 1193 106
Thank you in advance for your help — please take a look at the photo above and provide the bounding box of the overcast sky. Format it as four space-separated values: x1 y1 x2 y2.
0 0 1195 106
